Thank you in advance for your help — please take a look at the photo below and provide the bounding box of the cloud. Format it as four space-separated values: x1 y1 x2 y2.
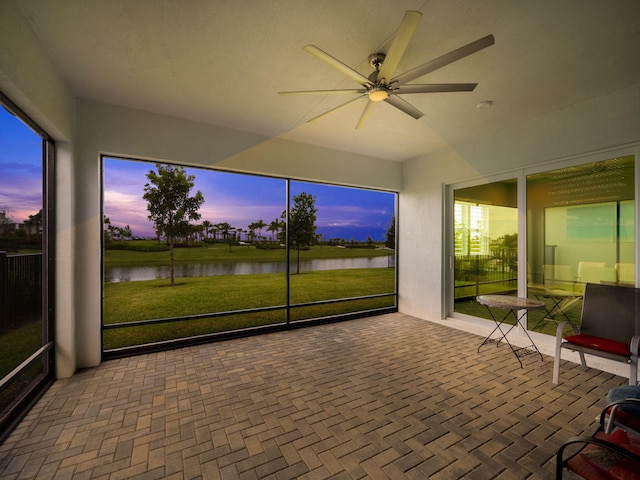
0 172 43 222
102 158 395 240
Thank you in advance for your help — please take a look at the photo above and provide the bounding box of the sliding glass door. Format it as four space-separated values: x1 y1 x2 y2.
452 178 518 321
526 155 635 334
448 153 636 335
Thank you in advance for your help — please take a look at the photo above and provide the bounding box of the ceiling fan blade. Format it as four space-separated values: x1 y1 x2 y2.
394 83 477 94
376 10 422 82
392 34 495 85
279 89 366 95
356 100 378 129
304 45 371 86
384 95 424 120
306 96 366 123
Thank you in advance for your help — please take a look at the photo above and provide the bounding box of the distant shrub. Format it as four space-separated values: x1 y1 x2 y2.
256 243 286 250
107 242 169 252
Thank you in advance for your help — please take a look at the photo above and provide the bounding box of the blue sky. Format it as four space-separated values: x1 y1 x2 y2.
0 104 394 241
0 106 42 223
104 158 395 242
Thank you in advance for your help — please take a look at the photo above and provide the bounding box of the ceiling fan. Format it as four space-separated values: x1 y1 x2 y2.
279 10 494 129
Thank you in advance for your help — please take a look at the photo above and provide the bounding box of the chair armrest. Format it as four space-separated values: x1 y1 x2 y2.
555 321 567 354
599 398 640 433
555 321 579 340
631 334 640 355
558 435 640 462
556 434 640 479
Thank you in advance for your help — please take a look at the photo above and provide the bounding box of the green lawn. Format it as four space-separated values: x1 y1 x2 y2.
454 295 581 337
103 268 396 349
0 320 42 378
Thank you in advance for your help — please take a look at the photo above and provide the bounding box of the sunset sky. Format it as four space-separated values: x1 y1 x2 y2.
1 105 395 242
103 157 396 242
0 106 43 225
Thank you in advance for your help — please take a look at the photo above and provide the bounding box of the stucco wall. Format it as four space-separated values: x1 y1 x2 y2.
73 99 402 371
399 83 640 375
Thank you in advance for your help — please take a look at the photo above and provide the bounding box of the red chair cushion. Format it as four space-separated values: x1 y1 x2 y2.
565 334 631 356
567 430 640 480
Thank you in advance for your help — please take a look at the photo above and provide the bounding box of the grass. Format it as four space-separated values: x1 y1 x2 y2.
103 268 396 349
104 241 393 266
0 320 42 378
454 295 581 337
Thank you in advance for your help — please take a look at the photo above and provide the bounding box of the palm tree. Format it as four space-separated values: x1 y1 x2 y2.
216 222 232 241
247 221 259 243
254 219 266 243
193 224 205 245
119 225 133 240
201 220 212 240
267 218 281 242
103 215 112 242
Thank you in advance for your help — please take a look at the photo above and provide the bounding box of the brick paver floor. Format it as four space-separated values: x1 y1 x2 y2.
0 313 627 479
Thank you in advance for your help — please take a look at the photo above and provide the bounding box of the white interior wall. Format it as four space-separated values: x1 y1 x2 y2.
399 82 640 378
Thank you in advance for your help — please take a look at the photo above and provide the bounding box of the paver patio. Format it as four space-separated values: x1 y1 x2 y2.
0 313 626 479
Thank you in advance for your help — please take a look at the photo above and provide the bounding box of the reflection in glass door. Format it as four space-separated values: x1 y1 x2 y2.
453 179 518 321
526 155 635 335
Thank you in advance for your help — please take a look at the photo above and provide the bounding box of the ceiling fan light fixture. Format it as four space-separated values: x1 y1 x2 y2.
281 11 495 128
368 85 389 102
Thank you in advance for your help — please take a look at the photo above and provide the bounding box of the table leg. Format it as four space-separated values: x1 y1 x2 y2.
478 306 543 367
513 309 544 362
478 307 515 351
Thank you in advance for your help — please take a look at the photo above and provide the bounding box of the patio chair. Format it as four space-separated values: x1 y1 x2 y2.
553 283 640 386
556 398 640 479
604 386 640 436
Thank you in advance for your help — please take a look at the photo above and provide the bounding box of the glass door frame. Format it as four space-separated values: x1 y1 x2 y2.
444 170 524 326
523 147 640 291
445 146 640 327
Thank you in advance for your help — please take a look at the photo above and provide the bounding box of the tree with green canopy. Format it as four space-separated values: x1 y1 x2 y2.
143 164 204 285
282 192 317 274
385 216 396 249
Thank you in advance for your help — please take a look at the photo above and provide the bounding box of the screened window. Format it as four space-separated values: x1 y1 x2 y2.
0 93 54 442
102 157 397 356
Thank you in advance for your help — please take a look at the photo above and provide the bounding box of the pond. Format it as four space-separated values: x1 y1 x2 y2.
104 256 393 283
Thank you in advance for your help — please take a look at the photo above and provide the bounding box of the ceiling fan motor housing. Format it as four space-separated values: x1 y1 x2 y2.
278 9 494 128
368 52 386 69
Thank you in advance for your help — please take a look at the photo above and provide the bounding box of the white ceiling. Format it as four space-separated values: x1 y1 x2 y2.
14 0 640 162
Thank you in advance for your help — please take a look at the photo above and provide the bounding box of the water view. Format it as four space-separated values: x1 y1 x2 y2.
104 256 392 283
